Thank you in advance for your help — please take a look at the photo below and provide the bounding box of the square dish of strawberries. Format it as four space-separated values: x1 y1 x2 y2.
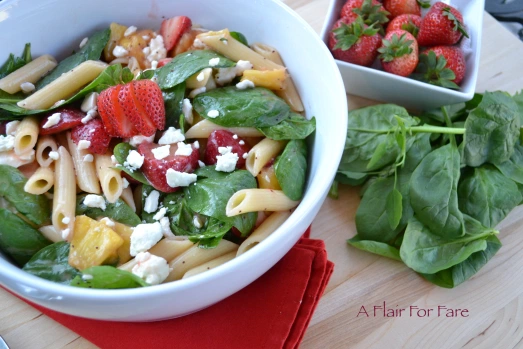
321 0 484 109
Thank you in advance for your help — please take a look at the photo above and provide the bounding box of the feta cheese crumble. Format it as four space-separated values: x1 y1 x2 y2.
48 151 59 160
239 140 245 145
132 252 170 285
215 60 253 85
83 194 106 210
232 134 238 140
61 217 70 225
82 154 93 162
112 45 129 58
158 127 185 145
52 100 65 108
193 141 200 149
130 223 163 256
124 25 137 37
0 135 15 152
5 121 19 136
79 37 88 49
236 79 255 90
242 153 248 159
159 216 175 238
152 145 170 160
182 98 193 124
153 207 167 221
196 71 205 82
126 150 144 170
144 190 160 213
82 274 93 281
20 82 35 93
215 146 238 172
146 35 167 63
81 92 99 112
208 57 220 67
193 215 203 229
77 140 91 150
100 217 115 227
166 169 197 187
174 142 193 156
129 134 155 147
123 178 130 188
42 113 61 129
207 110 219 118
198 160 206 168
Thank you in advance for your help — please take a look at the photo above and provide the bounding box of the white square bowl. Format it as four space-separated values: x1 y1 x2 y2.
321 0 485 109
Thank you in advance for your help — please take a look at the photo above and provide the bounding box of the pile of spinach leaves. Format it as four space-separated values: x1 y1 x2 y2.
335 91 523 288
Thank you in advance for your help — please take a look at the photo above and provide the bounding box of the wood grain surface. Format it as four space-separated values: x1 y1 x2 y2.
1 1 523 348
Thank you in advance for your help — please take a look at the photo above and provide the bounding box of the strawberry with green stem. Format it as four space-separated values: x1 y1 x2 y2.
378 30 419 77
417 2 469 47
386 14 422 37
383 0 430 18
412 46 466 89
341 0 390 33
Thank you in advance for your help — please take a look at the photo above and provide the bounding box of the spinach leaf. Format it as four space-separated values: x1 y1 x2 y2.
163 82 186 128
386 188 402 230
230 31 248 46
185 168 257 235
76 194 141 226
0 165 51 225
400 215 496 274
409 144 464 238
157 50 235 89
335 171 368 186
67 64 134 101
0 43 31 79
0 90 25 104
70 266 148 289
113 142 150 185
420 103 466 124
193 87 291 127
421 235 501 288
495 141 523 184
140 184 158 223
347 235 402 261
36 28 110 89
274 140 307 200
257 115 316 140
22 242 80 284
0 208 51 266
458 166 521 228
463 91 520 166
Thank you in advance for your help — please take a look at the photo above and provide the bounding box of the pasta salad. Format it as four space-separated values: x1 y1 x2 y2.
0 16 316 289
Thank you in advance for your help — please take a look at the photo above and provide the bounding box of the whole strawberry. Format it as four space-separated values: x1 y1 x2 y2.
413 46 466 88
329 16 382 67
386 14 422 37
383 0 430 18
417 2 468 47
378 30 418 77
340 0 390 33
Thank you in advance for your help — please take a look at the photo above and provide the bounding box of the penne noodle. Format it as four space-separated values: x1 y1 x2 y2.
237 210 292 256
67 132 101 194
241 69 287 91
165 240 239 282
52 146 76 241
182 251 237 279
245 138 286 176
185 119 263 139
251 43 304 112
186 67 213 89
226 189 299 216
17 60 108 110
95 153 123 203
24 166 54 195
0 55 57 94
120 187 136 212
35 135 58 167
14 116 39 156
38 225 63 243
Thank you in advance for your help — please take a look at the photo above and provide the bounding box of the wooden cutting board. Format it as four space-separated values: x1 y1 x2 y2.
1 1 523 348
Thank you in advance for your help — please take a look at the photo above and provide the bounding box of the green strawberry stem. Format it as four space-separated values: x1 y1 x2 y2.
378 33 414 62
442 7 469 39
332 16 380 51
411 51 460 90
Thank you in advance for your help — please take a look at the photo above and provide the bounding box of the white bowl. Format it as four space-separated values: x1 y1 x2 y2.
0 0 347 321
321 0 484 109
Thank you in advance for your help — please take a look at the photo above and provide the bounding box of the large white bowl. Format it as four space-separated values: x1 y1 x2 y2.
0 0 347 321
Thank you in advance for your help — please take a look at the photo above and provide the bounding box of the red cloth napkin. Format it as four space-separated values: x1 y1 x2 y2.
16 232 334 349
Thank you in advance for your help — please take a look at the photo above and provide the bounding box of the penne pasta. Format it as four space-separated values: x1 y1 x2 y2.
165 240 238 282
245 138 286 176
226 189 299 216
24 166 54 195
182 251 236 279
95 153 123 203
120 187 136 212
0 55 57 94
186 67 213 89
67 132 101 194
185 119 263 139
17 60 108 110
35 135 58 167
52 146 76 241
14 116 39 156
241 69 287 91
237 210 292 256
38 225 63 243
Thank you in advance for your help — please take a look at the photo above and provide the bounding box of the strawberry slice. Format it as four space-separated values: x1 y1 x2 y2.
160 16 192 51
157 58 172 68
71 119 112 154
118 82 157 137
98 85 135 137
132 80 166 130
138 142 199 193
39 108 85 135
204 130 251 168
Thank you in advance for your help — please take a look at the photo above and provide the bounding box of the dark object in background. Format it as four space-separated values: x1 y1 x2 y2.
485 0 523 41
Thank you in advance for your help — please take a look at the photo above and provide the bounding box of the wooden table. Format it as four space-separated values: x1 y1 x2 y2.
2 1 523 348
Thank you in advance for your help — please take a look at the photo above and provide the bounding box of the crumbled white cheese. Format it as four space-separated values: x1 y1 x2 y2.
100 217 115 227
159 216 175 238
242 153 248 159
207 110 219 118
81 274 93 281
182 98 193 124
147 35 167 63
216 60 253 85
215 146 238 172
196 71 205 82
0 135 15 152
142 46 151 55
198 160 205 168
158 127 185 145
61 229 71 240
193 141 200 149
81 92 98 112
113 45 129 58
42 113 61 129
82 154 93 162
193 38 206 49
5 121 19 136
111 155 117 164
20 82 35 93
188 87 206 98
174 142 193 156
193 215 202 229
236 79 255 90
79 37 88 49
123 178 130 188
142 35 150 41
152 145 170 160
129 134 155 147
61 217 70 225
52 100 65 108
208 57 220 67
151 60 158 69
48 151 59 160
131 252 170 285
126 150 144 169
124 25 137 37
153 207 167 221
0 149 34 167
129 223 163 256
166 169 197 187
81 113 93 124
144 190 160 213
236 60 253 74
232 134 238 140
77 140 91 150
83 194 106 210
239 140 245 145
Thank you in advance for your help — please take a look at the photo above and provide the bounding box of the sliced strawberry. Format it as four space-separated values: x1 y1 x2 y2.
39 108 85 135
98 85 135 137
132 80 165 130
157 58 172 68
71 119 112 154
138 142 199 193
204 130 252 168
118 82 156 136
160 16 192 51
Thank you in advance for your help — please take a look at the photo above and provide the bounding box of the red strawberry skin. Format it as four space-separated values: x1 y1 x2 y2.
417 2 466 46
71 119 112 154
340 0 385 21
423 46 466 84
204 130 252 168
138 142 199 193
39 108 85 135
386 14 421 36
132 80 165 130
98 85 135 137
383 0 420 18
160 16 192 51
380 30 419 77
118 83 156 137
157 58 172 68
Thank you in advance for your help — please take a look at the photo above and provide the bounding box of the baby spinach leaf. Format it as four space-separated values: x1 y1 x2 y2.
157 50 235 89
0 165 51 225
458 166 521 228
23 242 80 284
230 31 248 46
347 235 402 261
386 188 402 230
400 215 496 274
76 194 141 226
495 141 523 184
0 208 51 266
420 103 467 124
163 82 186 128
70 266 148 289
274 140 307 200
335 171 368 186
409 144 464 238
113 142 150 185
0 43 32 79
36 28 110 89
0 90 25 104
463 91 520 167
257 115 316 140
193 87 291 127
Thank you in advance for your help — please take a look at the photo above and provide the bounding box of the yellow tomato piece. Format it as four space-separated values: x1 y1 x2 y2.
104 23 128 62
241 69 287 91
257 165 281 190
118 29 154 69
111 221 133 265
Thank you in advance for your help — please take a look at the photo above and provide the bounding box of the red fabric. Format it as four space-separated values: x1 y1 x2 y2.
16 235 333 349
